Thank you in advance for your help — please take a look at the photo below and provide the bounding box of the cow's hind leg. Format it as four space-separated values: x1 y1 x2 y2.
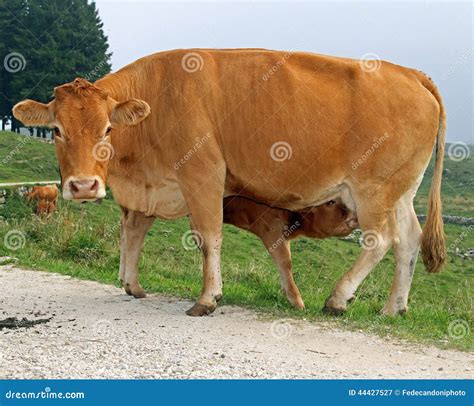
324 207 397 315
120 209 155 298
382 193 422 316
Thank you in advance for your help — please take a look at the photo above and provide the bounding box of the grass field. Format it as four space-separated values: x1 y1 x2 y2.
0 131 472 350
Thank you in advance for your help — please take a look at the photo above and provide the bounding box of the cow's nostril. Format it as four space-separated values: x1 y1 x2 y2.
90 179 99 191
70 181 79 193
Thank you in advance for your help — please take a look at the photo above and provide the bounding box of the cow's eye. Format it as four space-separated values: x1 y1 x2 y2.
326 200 336 206
105 126 112 135
53 126 61 138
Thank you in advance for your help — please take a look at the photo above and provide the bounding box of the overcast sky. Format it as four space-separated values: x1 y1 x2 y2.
95 0 473 144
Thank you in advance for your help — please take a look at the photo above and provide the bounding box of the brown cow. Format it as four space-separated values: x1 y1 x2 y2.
223 196 358 309
26 185 59 216
13 49 446 317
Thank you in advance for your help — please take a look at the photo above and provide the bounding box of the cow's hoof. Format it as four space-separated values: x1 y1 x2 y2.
186 302 216 317
380 305 408 316
132 288 147 299
323 296 347 315
124 284 146 299
288 296 305 310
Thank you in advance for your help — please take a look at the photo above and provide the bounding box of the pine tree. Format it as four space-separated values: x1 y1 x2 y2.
0 0 112 134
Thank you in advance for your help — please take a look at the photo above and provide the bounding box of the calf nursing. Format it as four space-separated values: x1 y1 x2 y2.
223 197 358 309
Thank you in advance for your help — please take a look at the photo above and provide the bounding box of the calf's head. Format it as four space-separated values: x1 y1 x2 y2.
300 199 358 238
13 78 150 201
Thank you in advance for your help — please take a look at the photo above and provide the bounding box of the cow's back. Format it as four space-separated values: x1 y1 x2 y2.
99 49 441 212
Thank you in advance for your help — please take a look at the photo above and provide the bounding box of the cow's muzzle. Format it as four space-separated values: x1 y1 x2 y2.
63 176 106 201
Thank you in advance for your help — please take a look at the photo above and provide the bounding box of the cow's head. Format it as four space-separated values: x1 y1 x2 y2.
13 78 150 201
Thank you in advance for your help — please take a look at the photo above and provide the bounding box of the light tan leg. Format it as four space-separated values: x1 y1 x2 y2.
118 207 127 286
382 195 422 316
184 187 225 317
324 209 396 314
263 239 305 309
120 209 155 298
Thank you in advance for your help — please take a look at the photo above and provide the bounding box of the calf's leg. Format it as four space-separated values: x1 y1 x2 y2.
265 239 305 309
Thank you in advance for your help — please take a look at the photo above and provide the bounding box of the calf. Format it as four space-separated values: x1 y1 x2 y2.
26 185 59 216
223 197 358 309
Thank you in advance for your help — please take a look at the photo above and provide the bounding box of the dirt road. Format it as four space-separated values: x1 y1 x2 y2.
0 265 472 379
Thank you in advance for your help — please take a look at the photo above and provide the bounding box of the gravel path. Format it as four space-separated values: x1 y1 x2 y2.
0 265 472 379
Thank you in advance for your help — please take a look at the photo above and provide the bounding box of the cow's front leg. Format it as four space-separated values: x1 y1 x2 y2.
185 213 223 316
181 184 224 316
118 207 127 287
120 209 155 298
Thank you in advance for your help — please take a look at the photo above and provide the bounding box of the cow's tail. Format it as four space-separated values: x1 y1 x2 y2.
419 74 447 273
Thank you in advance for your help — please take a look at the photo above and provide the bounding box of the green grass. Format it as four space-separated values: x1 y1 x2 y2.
0 131 472 351
0 131 59 183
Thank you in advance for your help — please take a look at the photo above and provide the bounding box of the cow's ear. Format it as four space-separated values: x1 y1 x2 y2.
110 99 150 127
13 100 53 127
